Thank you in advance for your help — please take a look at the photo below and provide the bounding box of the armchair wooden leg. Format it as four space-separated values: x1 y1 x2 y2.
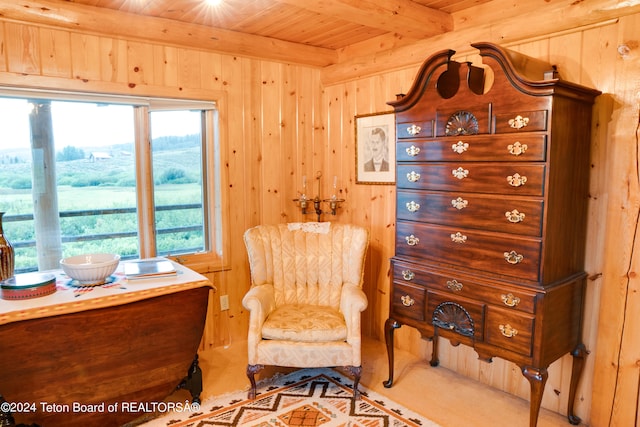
246 364 264 400
345 365 362 400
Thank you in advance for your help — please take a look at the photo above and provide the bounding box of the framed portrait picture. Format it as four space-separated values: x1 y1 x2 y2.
355 112 396 184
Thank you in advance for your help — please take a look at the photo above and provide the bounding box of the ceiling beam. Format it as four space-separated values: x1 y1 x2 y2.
0 0 338 67
275 0 453 39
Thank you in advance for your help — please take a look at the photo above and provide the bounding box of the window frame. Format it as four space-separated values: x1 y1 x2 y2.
0 87 230 274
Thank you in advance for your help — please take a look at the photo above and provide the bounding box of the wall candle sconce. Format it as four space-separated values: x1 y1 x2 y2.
293 171 345 221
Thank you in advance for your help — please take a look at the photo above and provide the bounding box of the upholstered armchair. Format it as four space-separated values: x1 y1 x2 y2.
242 222 369 399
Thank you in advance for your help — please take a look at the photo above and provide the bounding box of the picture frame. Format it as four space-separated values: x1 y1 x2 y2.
355 111 396 184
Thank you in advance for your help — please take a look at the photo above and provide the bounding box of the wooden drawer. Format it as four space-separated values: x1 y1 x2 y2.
396 120 435 139
427 291 485 341
396 221 542 282
396 134 547 162
493 110 547 133
397 190 543 237
484 306 534 357
391 259 537 314
397 163 545 196
391 282 426 322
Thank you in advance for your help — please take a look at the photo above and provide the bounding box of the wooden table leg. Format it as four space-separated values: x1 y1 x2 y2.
177 354 203 404
521 365 548 427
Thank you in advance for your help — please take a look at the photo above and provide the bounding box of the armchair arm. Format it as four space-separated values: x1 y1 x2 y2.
242 284 276 327
242 284 276 364
340 283 368 343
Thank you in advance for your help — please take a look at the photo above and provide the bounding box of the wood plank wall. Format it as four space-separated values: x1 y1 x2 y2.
0 9 638 427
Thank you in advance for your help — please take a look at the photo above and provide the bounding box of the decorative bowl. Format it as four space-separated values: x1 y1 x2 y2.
60 253 121 285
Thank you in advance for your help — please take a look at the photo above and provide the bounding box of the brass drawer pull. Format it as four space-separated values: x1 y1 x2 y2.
451 197 468 210
452 167 469 179
507 141 528 156
407 124 422 136
402 270 415 281
407 171 421 182
406 201 420 212
406 145 421 156
499 324 519 338
501 293 521 307
508 115 529 130
401 295 415 307
507 173 527 187
450 232 467 244
505 209 525 223
452 140 469 154
504 250 524 264
405 234 419 246
446 279 463 292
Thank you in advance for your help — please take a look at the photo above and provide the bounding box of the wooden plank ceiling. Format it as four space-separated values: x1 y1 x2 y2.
0 0 492 67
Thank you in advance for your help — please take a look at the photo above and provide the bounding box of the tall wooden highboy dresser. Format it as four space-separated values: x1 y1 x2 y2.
383 42 600 427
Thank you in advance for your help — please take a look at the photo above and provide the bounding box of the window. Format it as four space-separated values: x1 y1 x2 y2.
0 90 225 274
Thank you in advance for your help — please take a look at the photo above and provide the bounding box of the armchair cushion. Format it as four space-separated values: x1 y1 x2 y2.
261 304 347 342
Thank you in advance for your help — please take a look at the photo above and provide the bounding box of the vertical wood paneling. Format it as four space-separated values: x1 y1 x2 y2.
4 23 39 75
322 83 348 211
70 33 101 81
39 28 71 78
324 73 342 211
294 66 317 223
99 37 128 84
244 57 263 225
324 80 344 215
549 32 583 83
126 41 153 86
590 12 640 427
199 51 223 91
335 81 353 227
281 63 297 222
260 61 284 222
222 54 251 347
153 45 178 87
178 47 200 89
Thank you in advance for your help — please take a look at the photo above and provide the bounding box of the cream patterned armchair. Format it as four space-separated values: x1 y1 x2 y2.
242 222 369 399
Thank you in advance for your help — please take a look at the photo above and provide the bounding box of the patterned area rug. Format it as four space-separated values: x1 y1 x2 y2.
142 368 442 427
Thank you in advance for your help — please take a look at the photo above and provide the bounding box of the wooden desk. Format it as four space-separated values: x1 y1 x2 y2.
0 261 214 427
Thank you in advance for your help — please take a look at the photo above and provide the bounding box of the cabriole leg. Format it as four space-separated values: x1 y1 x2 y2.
567 343 587 425
383 318 401 388
246 364 264 400
345 365 362 400
522 365 548 427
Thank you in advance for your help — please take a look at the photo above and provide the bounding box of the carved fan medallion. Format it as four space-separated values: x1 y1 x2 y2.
432 301 474 337
445 110 479 136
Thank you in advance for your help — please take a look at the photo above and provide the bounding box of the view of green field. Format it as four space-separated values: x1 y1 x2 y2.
0 137 204 272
